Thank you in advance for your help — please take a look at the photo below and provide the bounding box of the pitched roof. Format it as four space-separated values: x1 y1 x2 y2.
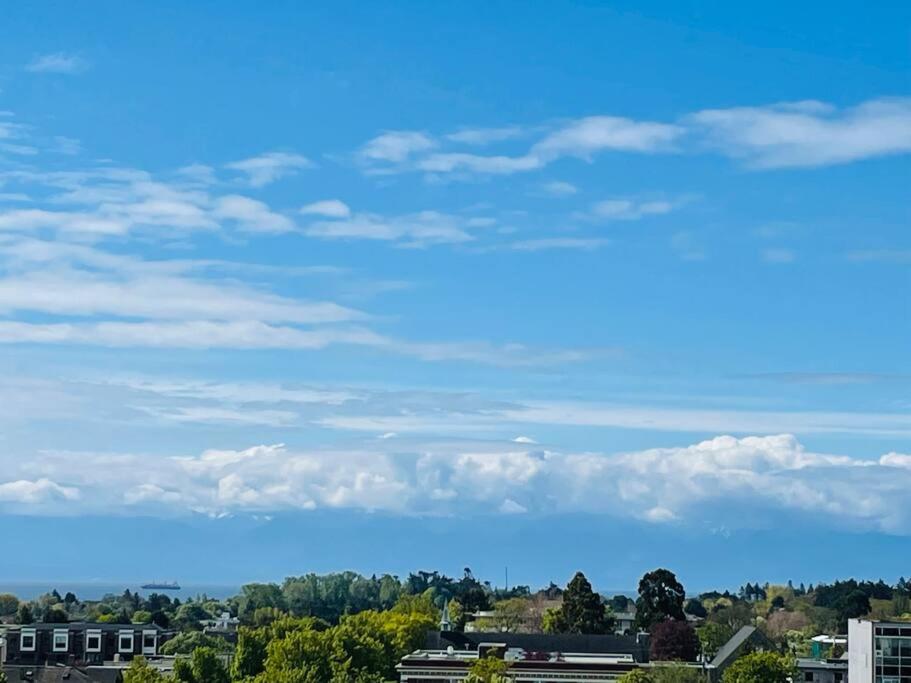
710 625 770 669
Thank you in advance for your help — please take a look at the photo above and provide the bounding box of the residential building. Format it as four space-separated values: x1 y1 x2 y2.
848 618 911 683
3 623 167 667
797 656 848 683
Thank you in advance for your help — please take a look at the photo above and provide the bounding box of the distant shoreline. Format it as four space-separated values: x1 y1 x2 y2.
0 581 241 601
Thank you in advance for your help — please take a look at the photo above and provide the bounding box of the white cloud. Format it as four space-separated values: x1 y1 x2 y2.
761 248 796 264
26 53 89 74
446 126 525 145
3 435 911 533
225 152 311 187
300 199 351 218
531 115 684 160
589 198 677 221
213 195 295 233
690 98 911 168
305 210 476 248
0 478 80 503
507 237 609 252
360 131 436 164
540 180 578 197
512 436 537 444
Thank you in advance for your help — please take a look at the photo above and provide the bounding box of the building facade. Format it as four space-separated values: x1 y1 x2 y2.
3 623 166 667
849 619 911 683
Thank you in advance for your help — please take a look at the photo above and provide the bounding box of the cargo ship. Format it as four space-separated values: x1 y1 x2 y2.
140 581 181 590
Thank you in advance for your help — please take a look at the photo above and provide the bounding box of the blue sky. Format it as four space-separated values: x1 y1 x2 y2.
0 1 909 590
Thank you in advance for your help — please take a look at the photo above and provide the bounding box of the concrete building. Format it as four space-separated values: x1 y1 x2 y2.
849 618 911 683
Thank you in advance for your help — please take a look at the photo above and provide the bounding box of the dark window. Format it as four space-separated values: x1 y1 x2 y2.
805 673 815 681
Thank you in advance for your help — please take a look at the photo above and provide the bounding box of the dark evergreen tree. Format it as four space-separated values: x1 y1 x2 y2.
684 598 707 618
636 568 686 630
559 572 614 634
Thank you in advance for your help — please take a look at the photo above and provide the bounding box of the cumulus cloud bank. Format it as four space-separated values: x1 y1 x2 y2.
2 434 908 533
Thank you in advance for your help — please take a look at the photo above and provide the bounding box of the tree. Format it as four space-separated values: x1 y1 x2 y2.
0 670 6 683
16 604 34 624
132 610 153 624
173 602 211 631
723 652 795 683
466 654 512 682
619 665 703 683
172 647 230 683
558 572 614 634
649 620 700 662
836 590 871 624
160 631 233 656
43 607 69 623
235 583 286 623
123 657 168 683
684 598 707 619
636 569 686 630
697 623 733 658
0 594 19 616
542 606 567 634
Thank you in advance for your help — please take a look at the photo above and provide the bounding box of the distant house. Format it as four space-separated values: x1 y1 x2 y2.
613 611 637 635
3 623 168 667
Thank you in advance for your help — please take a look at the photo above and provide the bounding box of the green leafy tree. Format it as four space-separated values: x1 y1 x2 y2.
173 647 230 683
173 603 212 631
651 664 705 683
15 603 33 624
836 590 871 625
0 594 19 616
557 572 615 634
160 631 233 656
542 606 567 634
232 626 271 680
636 569 686 630
132 610 153 624
697 622 733 658
465 654 513 682
620 665 704 683
235 583 286 624
123 657 168 683
723 652 795 683
684 598 707 618
43 607 69 623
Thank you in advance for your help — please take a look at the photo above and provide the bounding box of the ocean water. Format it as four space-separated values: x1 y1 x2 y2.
0 581 241 602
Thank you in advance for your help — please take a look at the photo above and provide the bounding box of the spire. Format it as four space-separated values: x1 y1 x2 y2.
440 599 452 632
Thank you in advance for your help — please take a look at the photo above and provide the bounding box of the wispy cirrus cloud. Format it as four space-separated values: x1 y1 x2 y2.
586 197 680 221
225 151 311 187
25 53 89 74
690 98 911 168
304 209 480 248
507 237 609 252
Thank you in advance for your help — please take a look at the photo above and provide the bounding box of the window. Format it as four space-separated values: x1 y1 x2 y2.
118 630 134 653
804 673 814 682
20 629 36 651
53 629 69 652
142 631 157 653
86 630 102 653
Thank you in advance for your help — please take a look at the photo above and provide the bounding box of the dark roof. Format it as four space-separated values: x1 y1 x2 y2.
9 623 161 632
427 631 648 662
710 626 773 669
2 665 123 683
